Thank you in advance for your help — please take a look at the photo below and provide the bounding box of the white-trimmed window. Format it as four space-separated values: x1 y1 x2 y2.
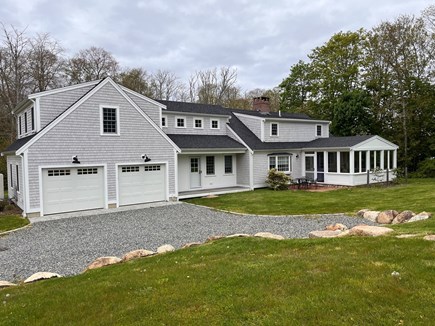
210 119 219 129
24 112 28 133
194 118 203 129
100 105 120 135
161 115 167 127
9 164 13 188
31 107 35 131
224 155 233 174
176 116 186 128
206 156 215 175
18 115 22 136
16 165 19 192
271 123 279 136
269 155 291 173
316 125 322 137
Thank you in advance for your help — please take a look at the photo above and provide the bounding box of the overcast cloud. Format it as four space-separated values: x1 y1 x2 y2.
0 0 433 90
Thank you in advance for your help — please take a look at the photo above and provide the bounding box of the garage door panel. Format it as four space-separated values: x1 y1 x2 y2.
42 167 105 215
118 165 166 206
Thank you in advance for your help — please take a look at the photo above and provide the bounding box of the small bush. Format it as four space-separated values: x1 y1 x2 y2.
266 169 290 191
0 200 6 212
414 158 435 178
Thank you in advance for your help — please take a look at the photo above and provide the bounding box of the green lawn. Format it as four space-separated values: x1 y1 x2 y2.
1 219 434 325
186 178 435 215
0 215 29 233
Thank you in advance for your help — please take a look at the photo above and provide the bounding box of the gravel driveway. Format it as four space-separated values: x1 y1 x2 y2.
0 203 373 282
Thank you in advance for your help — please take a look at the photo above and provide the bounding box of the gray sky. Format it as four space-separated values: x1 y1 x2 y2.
1 0 433 90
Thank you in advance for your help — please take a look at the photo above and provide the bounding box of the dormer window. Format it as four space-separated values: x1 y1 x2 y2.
24 112 28 133
100 105 119 135
162 115 167 127
271 123 279 136
176 117 186 128
31 107 35 131
18 116 22 135
211 119 219 129
316 125 322 137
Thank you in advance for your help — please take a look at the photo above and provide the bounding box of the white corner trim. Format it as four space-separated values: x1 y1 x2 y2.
28 80 101 99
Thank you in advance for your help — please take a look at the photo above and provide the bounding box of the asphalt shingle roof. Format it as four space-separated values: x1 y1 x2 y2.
304 135 374 148
2 134 37 153
167 134 246 150
157 100 230 116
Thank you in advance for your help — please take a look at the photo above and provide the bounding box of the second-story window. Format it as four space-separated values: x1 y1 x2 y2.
271 123 278 136
18 116 22 135
194 118 203 129
162 115 167 127
211 119 219 129
24 112 28 133
31 107 35 130
101 106 119 135
316 125 322 137
176 117 186 128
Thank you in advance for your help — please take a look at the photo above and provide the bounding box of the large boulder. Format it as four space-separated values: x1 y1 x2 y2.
325 223 348 231
408 211 432 223
377 210 398 224
392 210 415 224
122 249 155 262
309 230 342 238
0 280 17 288
157 244 175 254
349 225 394 237
363 211 380 222
254 232 285 240
24 272 62 283
86 257 121 271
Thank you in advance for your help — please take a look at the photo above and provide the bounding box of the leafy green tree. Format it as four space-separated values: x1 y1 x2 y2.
118 67 152 97
331 90 376 136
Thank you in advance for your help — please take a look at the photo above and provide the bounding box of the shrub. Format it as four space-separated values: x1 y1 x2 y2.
0 200 6 212
266 169 290 191
414 158 435 178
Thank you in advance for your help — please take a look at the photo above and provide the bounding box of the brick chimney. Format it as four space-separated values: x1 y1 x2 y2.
253 96 270 112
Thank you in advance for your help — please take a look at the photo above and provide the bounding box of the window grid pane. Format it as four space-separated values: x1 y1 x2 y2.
211 120 218 129
206 156 215 175
224 156 233 174
271 123 278 136
316 125 322 136
103 108 117 133
277 156 289 171
162 117 166 127
177 118 185 127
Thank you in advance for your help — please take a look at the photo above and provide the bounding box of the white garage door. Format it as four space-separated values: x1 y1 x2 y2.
118 164 166 206
42 167 105 215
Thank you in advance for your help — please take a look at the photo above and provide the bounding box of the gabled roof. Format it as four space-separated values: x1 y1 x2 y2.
4 77 180 155
167 134 246 150
157 100 230 116
2 134 36 154
303 135 374 149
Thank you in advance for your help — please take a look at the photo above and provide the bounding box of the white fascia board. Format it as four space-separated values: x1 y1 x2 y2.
350 135 399 150
12 100 33 115
226 125 253 154
180 149 247 154
120 86 167 110
28 80 101 99
233 112 329 124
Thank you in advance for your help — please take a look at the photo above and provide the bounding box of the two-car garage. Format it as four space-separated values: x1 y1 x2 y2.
41 164 167 215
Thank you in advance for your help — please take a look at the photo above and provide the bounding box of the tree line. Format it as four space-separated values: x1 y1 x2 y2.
279 6 435 176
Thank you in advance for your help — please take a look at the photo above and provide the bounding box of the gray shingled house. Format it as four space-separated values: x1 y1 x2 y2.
2 77 398 217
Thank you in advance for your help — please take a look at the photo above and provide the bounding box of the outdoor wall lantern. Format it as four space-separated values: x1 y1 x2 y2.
72 155 81 164
141 154 151 162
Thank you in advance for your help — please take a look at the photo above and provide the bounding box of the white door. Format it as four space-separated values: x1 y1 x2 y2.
42 167 105 215
190 157 201 188
118 164 166 206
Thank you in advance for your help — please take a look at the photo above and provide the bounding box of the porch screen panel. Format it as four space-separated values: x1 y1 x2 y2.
361 152 367 172
340 152 350 173
375 150 381 169
389 150 394 169
354 151 360 173
328 152 337 172
370 151 375 170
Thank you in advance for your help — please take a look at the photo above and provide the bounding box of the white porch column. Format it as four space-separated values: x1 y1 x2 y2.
393 149 397 169
366 151 370 171
380 150 384 170
336 151 340 173
350 150 354 174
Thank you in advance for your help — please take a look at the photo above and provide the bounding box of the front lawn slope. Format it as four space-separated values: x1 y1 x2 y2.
1 236 434 325
187 179 435 215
